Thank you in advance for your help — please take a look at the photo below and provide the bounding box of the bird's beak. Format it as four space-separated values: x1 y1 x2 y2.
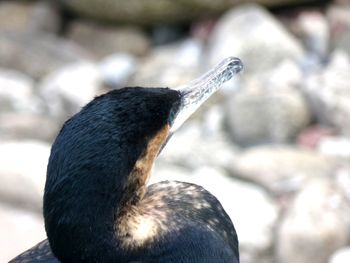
170 57 243 133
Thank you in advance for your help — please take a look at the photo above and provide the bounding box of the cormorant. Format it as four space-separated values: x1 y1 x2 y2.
10 57 243 263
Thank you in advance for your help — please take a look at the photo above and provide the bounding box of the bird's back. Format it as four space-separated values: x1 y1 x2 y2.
10 181 238 263
130 180 239 262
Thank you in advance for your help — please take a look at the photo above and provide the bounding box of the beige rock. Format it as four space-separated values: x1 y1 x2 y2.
229 145 342 195
277 177 350 263
67 20 150 58
0 203 46 263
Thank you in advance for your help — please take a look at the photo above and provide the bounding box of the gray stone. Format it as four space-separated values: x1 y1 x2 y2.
288 10 330 59
0 203 46 263
66 20 150 59
0 31 90 79
276 177 350 263
0 1 33 32
206 4 304 75
225 60 311 146
0 141 50 212
60 0 318 25
39 61 102 122
330 247 350 263
29 0 62 34
150 165 278 263
229 145 342 195
328 5 350 57
303 50 350 135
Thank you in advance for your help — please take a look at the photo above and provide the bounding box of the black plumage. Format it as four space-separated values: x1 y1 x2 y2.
10 76 240 262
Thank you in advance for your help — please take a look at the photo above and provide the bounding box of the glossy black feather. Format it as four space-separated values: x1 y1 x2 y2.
10 87 239 263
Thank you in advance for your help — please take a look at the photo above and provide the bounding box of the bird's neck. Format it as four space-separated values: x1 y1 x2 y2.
113 124 170 248
45 125 170 262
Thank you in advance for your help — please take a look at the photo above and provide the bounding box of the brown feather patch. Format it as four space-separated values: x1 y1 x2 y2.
116 124 170 248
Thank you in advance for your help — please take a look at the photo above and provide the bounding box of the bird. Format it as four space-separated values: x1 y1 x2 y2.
10 57 243 263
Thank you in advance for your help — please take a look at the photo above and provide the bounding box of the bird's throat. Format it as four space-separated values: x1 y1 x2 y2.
115 124 170 248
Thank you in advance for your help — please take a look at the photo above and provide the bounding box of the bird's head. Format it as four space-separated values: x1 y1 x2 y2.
43 57 242 262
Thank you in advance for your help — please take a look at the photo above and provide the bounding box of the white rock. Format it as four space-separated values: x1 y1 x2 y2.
0 69 39 112
98 53 137 88
39 61 102 121
225 70 311 146
0 141 50 211
318 136 350 158
0 203 46 263
330 247 350 263
207 4 304 75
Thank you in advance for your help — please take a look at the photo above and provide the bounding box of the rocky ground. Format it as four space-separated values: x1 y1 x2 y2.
1 0 350 262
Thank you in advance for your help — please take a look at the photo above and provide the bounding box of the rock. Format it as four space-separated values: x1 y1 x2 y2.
303 50 350 135
206 4 304 74
0 141 50 212
29 0 62 34
98 53 137 88
318 136 350 158
0 1 61 33
288 10 330 59
131 38 203 88
296 125 336 150
0 203 46 263
330 247 350 263
276 177 350 263
328 5 350 57
150 166 278 263
39 61 102 123
0 31 90 79
0 113 58 142
66 20 150 59
225 60 310 146
229 145 342 195
60 0 318 25
0 69 38 113
0 1 33 32
335 166 350 201
0 69 59 141
159 118 239 170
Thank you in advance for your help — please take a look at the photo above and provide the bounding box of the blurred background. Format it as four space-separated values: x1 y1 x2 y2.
1 0 350 262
